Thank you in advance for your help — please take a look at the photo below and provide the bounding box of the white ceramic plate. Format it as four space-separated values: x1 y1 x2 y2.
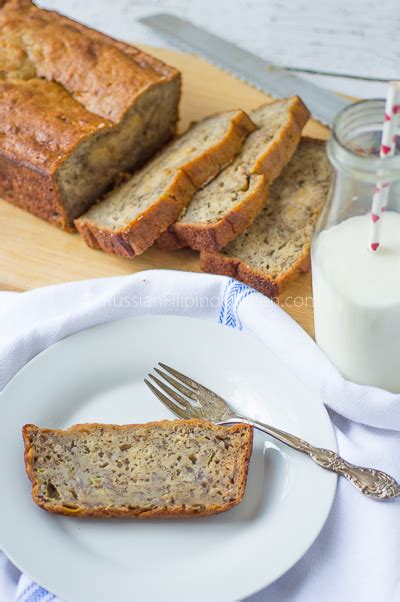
0 315 336 602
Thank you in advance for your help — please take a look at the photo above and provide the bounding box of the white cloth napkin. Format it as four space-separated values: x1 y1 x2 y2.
0 270 399 602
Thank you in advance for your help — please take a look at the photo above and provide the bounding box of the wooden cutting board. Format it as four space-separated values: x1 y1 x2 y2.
0 46 329 336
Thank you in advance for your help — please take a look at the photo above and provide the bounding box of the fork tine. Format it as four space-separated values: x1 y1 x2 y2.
158 362 201 391
159 362 222 405
148 364 234 422
144 378 188 419
148 373 193 410
154 367 198 401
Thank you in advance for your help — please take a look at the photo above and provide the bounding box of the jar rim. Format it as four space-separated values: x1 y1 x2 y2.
329 99 400 181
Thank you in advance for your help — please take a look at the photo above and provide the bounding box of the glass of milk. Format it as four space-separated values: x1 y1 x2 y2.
311 99 400 392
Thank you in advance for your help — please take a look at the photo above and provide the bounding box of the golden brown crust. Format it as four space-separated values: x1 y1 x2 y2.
0 78 115 230
179 111 256 189
200 242 313 299
75 170 196 257
200 248 303 298
19 1 178 83
75 111 256 257
250 97 310 180
156 228 187 252
0 151 70 229
200 137 328 298
158 174 268 252
23 420 253 519
0 0 181 229
159 97 310 253
0 0 180 122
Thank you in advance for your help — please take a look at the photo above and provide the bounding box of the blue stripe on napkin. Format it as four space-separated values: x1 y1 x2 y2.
16 582 36 601
18 583 56 602
219 278 255 330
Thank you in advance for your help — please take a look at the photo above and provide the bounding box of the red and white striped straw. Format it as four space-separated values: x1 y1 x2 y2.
369 81 400 252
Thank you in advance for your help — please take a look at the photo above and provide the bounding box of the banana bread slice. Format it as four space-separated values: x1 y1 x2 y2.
0 0 180 229
23 420 253 518
200 139 331 298
75 110 256 256
157 97 310 252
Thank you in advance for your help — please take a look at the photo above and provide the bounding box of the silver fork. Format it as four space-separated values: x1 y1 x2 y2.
145 363 400 501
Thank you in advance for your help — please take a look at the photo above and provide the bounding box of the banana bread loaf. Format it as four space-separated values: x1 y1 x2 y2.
0 0 181 229
23 420 253 518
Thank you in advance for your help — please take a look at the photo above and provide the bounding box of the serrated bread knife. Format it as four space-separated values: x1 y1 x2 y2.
139 13 351 127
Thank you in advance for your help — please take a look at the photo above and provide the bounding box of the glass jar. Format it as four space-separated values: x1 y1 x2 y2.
311 99 400 392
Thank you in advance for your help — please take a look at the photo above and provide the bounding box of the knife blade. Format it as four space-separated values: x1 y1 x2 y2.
139 13 351 127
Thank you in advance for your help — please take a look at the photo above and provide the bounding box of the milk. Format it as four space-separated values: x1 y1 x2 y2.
312 211 400 392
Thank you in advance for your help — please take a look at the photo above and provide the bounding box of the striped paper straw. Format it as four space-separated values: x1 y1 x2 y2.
369 81 400 252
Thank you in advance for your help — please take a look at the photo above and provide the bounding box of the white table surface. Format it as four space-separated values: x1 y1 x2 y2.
39 0 398 99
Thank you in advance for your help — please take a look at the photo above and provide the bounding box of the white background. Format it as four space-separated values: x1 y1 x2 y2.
39 0 399 99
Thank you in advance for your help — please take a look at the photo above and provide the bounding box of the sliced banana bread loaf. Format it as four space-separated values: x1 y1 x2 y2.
157 97 310 252
200 139 331 298
75 110 256 256
0 0 180 229
23 420 253 518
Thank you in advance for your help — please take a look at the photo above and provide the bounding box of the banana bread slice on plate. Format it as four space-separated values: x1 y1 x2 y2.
0 0 180 230
75 110 256 257
157 97 310 252
200 139 331 297
23 420 253 518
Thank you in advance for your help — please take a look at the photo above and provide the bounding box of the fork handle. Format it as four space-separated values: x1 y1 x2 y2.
222 416 400 500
